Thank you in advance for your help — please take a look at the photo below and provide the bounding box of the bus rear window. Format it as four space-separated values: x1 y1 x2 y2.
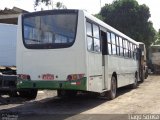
22 10 78 49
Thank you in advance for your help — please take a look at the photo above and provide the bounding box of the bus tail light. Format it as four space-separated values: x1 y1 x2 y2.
67 74 85 81
18 74 31 80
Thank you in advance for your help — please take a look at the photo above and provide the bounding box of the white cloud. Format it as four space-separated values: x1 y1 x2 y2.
0 0 34 11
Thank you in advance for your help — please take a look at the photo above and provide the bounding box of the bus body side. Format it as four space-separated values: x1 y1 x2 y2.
85 12 139 94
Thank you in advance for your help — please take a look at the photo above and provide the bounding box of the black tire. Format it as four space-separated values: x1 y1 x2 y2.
131 73 138 89
19 89 38 99
107 76 117 100
8 90 18 97
145 69 148 79
57 90 66 97
57 90 77 98
140 72 144 83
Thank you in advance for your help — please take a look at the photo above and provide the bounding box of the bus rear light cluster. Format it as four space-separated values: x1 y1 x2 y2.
67 74 85 81
18 74 31 80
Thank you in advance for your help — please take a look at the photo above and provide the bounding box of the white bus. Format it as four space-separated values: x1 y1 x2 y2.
149 45 160 74
17 9 141 99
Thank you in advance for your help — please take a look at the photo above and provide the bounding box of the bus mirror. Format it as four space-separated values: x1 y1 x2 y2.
142 51 144 56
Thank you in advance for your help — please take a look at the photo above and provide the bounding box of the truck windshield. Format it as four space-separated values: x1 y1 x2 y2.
22 10 78 49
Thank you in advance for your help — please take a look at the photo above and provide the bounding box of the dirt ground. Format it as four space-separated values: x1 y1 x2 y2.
0 75 160 120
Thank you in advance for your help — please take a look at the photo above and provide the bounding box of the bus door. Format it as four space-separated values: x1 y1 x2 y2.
137 48 143 81
100 29 107 90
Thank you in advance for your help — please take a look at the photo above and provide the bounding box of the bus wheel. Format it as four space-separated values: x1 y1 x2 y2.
57 90 66 97
141 73 144 83
145 70 148 79
107 76 117 100
140 71 144 83
131 73 138 89
9 90 18 97
19 89 38 99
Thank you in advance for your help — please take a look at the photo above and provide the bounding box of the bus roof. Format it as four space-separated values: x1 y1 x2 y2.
21 9 139 45
82 10 139 45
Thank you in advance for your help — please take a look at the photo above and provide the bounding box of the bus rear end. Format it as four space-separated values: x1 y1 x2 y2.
149 45 160 74
16 10 87 98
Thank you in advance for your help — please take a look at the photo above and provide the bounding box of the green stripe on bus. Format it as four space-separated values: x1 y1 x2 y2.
17 77 87 91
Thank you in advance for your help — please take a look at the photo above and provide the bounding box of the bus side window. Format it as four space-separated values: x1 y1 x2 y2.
93 24 100 52
133 44 137 60
87 37 93 51
86 22 94 51
86 22 92 36
126 40 129 57
111 33 116 55
130 42 133 58
119 37 123 56
116 36 120 56
107 32 112 55
86 21 100 53
123 39 126 57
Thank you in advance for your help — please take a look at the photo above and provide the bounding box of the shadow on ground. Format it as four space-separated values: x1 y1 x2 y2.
0 85 138 120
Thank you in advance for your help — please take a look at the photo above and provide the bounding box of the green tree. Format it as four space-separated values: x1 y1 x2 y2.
34 0 50 6
153 30 160 44
34 0 66 11
96 0 156 48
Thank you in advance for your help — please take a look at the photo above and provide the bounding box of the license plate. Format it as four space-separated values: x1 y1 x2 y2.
42 74 54 80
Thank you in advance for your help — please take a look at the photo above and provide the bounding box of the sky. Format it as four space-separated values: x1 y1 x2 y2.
0 0 160 31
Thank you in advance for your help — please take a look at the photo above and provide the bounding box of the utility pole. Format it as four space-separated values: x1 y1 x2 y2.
100 0 102 8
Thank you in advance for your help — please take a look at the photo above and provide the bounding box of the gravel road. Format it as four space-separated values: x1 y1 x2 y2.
0 75 160 120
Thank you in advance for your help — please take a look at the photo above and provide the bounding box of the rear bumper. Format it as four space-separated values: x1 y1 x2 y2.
17 77 87 91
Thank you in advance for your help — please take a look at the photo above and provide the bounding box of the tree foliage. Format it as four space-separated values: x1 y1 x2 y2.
34 0 50 7
34 0 66 11
97 0 156 48
154 30 160 45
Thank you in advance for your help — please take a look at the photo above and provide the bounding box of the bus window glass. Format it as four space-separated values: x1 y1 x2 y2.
94 38 100 52
55 34 67 43
120 47 123 56
86 22 101 53
93 24 99 39
125 40 128 49
111 33 115 44
123 49 127 57
107 32 111 43
130 43 132 51
132 44 134 51
133 52 136 59
116 36 119 46
119 37 123 47
112 44 116 55
126 41 129 57
128 42 131 58
126 49 129 57
108 43 112 54
86 22 92 36
123 39 126 48
23 12 77 49
87 37 93 51
117 46 120 55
